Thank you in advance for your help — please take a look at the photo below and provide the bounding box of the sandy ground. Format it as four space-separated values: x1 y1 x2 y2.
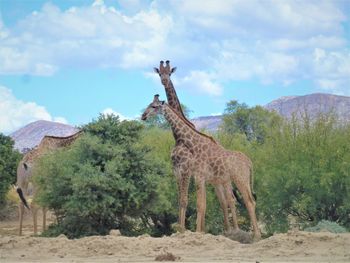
1 214 350 263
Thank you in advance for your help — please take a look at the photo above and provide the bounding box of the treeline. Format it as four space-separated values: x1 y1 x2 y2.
1 100 349 237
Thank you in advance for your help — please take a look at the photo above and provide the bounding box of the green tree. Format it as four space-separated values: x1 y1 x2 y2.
34 115 166 238
221 100 282 143
253 113 350 233
0 134 21 208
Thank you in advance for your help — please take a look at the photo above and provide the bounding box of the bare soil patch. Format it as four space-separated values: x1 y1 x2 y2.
1 217 350 262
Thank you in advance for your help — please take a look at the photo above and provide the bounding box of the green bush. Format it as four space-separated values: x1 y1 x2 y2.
304 220 347 233
254 114 350 233
34 115 166 238
218 102 350 235
0 133 21 211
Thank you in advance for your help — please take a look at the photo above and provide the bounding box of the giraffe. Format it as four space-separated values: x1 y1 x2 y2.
141 95 261 239
16 131 82 235
154 60 239 232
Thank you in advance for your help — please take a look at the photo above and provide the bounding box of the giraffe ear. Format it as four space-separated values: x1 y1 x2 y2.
154 67 160 74
23 163 28 170
171 67 177 74
161 101 165 105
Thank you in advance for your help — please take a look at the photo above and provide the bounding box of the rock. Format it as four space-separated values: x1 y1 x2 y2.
109 229 121 236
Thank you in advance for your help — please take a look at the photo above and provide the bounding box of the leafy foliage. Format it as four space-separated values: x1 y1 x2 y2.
0 134 21 209
253 113 350 233
218 103 350 234
34 115 165 238
221 100 282 143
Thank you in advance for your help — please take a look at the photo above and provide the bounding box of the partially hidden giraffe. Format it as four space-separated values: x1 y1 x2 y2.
141 95 261 239
16 131 83 235
154 60 239 232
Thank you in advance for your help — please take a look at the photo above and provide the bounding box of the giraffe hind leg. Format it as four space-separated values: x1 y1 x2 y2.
224 184 239 231
214 185 231 232
195 180 206 232
236 183 261 240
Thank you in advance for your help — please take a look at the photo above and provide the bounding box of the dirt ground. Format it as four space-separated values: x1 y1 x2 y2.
1 213 350 262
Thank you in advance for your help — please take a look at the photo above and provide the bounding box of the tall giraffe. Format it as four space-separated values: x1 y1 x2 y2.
154 60 239 232
16 131 82 235
141 95 261 239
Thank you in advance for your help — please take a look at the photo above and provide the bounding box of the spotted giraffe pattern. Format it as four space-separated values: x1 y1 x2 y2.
142 96 261 239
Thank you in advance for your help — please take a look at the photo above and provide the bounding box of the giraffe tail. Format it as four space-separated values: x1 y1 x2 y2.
16 187 30 210
232 188 243 205
250 164 257 201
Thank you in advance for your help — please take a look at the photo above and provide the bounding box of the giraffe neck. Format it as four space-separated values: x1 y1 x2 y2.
162 103 202 145
40 131 82 150
163 80 195 129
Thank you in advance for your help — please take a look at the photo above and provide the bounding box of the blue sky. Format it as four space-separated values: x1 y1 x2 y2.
0 0 350 134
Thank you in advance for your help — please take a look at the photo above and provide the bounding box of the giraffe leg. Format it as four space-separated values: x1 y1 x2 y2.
43 207 47 232
195 180 206 232
224 184 239 230
177 175 190 231
214 185 231 232
236 184 261 240
18 203 24 236
31 203 39 235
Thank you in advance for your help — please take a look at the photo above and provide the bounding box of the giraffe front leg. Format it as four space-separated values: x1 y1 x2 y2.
177 175 190 232
31 203 39 235
18 202 24 236
195 180 206 232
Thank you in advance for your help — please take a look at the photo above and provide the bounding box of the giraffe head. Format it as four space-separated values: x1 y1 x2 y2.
141 94 165 121
154 60 177 86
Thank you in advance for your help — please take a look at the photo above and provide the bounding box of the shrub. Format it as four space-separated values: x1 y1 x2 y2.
0 133 21 210
34 115 166 238
304 220 347 233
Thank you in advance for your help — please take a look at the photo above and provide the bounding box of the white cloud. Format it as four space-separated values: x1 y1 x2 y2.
179 71 223 96
0 1 174 75
312 48 350 94
0 86 67 133
0 0 349 95
102 108 130 120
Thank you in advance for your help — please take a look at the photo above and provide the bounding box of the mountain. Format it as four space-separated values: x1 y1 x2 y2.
191 93 350 132
191 116 223 132
10 120 80 153
265 93 350 122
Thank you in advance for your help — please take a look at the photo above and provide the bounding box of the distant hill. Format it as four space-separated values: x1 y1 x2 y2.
190 116 223 132
265 93 350 122
10 120 80 153
192 93 350 132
